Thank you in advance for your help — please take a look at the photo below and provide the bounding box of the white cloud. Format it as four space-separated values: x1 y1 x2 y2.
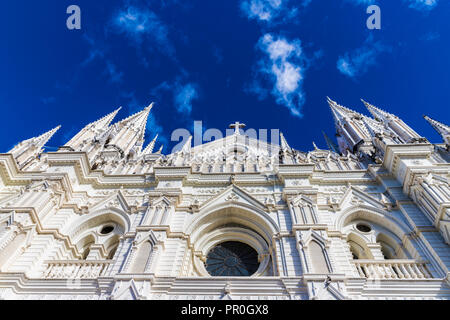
250 34 308 118
345 0 376 5
336 36 388 78
241 0 282 21
175 83 198 114
112 6 174 56
406 0 438 10
346 0 438 10
240 0 304 23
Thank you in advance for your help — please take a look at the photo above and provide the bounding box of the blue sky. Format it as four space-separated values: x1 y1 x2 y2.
1 0 449 154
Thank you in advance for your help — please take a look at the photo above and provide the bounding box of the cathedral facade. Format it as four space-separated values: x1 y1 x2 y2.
0 98 449 300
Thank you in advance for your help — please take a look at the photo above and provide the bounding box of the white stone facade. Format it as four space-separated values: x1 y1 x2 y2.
0 99 449 300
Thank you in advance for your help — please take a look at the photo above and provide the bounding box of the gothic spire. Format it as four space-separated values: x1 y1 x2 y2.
280 132 292 152
327 96 362 125
424 115 450 145
361 99 423 143
65 107 121 150
361 115 383 137
327 97 372 154
107 103 153 155
116 104 153 129
9 125 61 168
141 134 158 155
361 99 395 121
91 107 122 129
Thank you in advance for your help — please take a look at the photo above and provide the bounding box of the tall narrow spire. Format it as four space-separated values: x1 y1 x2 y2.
65 107 121 150
9 125 61 168
361 99 394 121
107 103 153 155
361 99 423 143
424 115 450 145
116 104 153 130
279 132 292 152
92 107 122 129
322 131 340 154
327 96 362 125
141 134 158 155
327 97 372 154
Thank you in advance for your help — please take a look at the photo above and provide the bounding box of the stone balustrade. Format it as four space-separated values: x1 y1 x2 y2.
43 260 112 279
352 259 432 280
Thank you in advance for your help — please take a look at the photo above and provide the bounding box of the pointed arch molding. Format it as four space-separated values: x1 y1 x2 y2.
335 205 413 239
300 229 331 249
299 229 334 274
65 208 131 241
186 184 279 237
335 185 394 212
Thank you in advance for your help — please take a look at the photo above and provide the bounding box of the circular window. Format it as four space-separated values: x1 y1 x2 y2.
356 223 371 233
205 241 259 276
100 225 114 235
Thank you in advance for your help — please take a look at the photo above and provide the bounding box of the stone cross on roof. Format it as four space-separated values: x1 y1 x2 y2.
229 121 246 134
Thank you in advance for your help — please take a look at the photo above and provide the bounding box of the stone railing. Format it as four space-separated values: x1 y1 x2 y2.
43 260 112 279
352 259 432 280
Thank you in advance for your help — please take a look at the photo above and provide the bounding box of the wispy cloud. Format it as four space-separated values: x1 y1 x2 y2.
344 0 377 5
346 0 438 10
249 34 308 118
174 83 198 114
240 0 302 24
150 78 199 118
112 5 174 57
105 61 124 83
81 34 124 84
406 0 438 11
241 0 282 21
336 35 389 78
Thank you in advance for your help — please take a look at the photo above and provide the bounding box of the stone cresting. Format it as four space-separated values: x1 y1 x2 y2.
0 98 449 300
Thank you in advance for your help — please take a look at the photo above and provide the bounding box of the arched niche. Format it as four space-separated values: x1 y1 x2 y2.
376 233 409 259
68 212 127 259
187 205 279 244
340 208 416 261
336 206 412 241
186 206 279 277
309 240 330 274
346 232 374 260
130 241 152 273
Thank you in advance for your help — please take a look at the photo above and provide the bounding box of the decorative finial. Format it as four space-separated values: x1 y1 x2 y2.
312 141 318 150
229 121 246 135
